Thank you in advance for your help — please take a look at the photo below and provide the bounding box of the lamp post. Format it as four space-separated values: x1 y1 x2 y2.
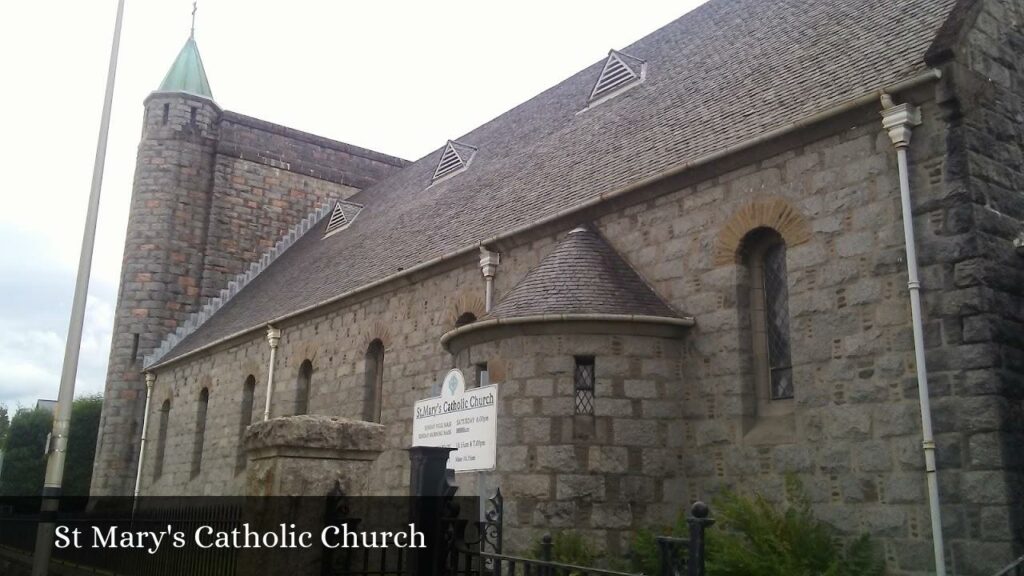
31 1 125 574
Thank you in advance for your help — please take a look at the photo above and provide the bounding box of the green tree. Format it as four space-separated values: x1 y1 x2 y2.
0 403 10 448
0 395 104 497
0 407 52 496
64 395 103 496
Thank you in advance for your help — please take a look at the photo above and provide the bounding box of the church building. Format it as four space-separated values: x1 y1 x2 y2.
92 1 1024 574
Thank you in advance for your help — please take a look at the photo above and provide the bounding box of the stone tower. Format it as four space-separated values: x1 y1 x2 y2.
91 31 409 495
91 34 221 496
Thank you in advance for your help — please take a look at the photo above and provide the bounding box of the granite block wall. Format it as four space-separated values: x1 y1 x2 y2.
925 0 1024 571
138 89 1024 574
92 93 220 496
133 9 1024 569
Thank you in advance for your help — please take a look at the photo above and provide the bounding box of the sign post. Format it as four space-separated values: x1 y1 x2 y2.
412 369 497 472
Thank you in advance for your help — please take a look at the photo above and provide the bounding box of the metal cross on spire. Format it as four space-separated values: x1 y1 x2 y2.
190 1 198 37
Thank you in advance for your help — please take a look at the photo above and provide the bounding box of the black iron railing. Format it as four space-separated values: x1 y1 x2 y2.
993 555 1024 576
458 548 638 576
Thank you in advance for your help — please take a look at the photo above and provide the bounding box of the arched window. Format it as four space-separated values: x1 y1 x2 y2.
296 360 313 416
364 340 385 423
191 387 209 478
153 399 170 480
454 312 477 327
744 228 794 403
237 376 256 474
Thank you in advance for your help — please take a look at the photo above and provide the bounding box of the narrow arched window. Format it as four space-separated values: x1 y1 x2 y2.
153 399 170 480
364 340 385 423
745 229 794 402
296 360 313 416
237 375 256 474
455 312 477 327
191 387 209 478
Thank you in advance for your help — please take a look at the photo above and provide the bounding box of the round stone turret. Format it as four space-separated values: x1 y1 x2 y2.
91 35 221 496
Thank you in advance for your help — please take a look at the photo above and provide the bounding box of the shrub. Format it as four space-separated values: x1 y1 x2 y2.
628 479 883 576
630 514 688 575
705 478 884 576
530 531 598 567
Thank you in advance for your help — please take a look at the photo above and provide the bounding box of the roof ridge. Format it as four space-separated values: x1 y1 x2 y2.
143 201 335 368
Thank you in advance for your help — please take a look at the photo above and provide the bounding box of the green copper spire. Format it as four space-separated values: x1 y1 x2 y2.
157 35 214 100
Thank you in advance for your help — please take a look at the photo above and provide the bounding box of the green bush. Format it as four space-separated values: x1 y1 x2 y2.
705 479 884 576
530 531 598 567
630 514 688 575
628 479 883 576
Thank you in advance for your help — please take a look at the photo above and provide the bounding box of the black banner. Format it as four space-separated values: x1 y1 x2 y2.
0 496 481 576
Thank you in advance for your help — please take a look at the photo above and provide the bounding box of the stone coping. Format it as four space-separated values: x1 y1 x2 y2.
440 313 695 353
245 415 385 458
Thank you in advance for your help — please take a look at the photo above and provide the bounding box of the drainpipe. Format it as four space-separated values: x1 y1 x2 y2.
132 372 155 501
480 248 500 312
263 326 281 421
881 95 946 576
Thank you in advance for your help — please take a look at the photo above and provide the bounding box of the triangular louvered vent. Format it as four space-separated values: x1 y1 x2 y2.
590 50 645 102
432 140 477 182
323 200 364 238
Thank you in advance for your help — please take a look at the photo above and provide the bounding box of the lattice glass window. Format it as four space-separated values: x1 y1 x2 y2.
763 242 793 399
574 356 595 415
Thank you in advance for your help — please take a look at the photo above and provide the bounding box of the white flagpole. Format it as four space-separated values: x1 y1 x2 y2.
32 0 126 573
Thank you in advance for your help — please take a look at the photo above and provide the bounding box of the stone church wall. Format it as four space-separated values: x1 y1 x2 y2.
926 0 1024 570
451 333 686 555
200 113 409 300
141 60 1019 574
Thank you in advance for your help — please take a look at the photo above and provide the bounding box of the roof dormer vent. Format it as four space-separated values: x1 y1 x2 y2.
589 50 645 104
323 200 364 238
432 140 477 183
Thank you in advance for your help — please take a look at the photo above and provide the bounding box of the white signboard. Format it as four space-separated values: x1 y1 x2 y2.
412 369 497 472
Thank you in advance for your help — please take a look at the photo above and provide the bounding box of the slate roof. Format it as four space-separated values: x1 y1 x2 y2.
152 0 959 366
487 227 678 320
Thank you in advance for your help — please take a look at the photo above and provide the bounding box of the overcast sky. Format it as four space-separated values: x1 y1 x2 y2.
0 0 705 410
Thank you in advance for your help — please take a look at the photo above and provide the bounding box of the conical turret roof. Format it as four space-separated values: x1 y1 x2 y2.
156 35 213 99
487 227 679 320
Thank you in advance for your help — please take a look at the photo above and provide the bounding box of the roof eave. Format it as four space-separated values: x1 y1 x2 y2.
440 313 696 352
